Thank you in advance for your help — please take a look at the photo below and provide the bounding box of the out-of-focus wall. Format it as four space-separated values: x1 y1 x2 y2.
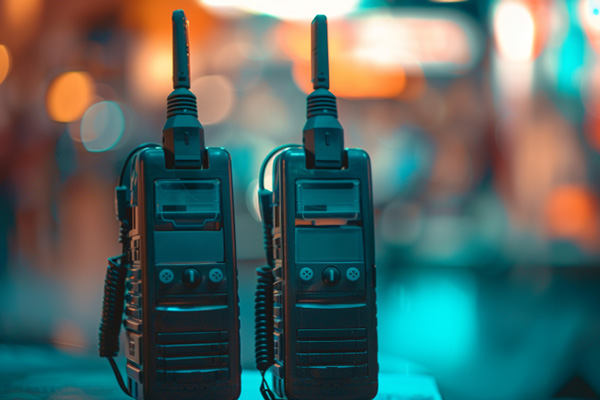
1 0 600 399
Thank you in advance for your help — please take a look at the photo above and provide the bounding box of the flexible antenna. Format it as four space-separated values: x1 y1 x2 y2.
303 14 344 169
311 15 329 90
162 9 205 169
172 10 191 89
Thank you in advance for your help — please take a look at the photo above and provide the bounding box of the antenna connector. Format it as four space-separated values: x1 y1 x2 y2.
303 15 344 169
162 10 206 169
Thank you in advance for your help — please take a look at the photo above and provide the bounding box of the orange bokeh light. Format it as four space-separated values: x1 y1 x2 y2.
291 60 406 99
121 0 215 43
46 72 95 123
277 21 406 99
545 185 599 248
0 45 10 85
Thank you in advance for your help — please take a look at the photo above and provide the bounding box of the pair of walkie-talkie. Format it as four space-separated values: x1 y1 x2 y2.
99 10 378 400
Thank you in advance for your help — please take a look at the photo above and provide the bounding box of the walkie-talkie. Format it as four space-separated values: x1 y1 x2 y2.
255 14 378 400
99 10 241 400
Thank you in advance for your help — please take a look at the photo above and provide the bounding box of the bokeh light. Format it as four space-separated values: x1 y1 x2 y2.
278 10 482 98
281 18 407 98
200 0 360 21
293 60 406 99
352 13 477 73
545 185 599 248
580 0 600 52
2 3 600 399
80 101 125 152
128 39 172 107
46 72 95 123
0 45 10 85
494 1 536 62
191 75 235 125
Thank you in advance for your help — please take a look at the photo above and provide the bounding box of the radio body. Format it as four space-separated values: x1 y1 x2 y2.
269 147 378 400
124 147 241 400
254 14 378 400
99 10 241 400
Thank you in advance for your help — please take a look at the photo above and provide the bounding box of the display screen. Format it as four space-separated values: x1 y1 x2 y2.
295 227 364 263
155 179 221 230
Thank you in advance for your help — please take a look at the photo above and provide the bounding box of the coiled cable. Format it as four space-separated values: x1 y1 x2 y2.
255 264 274 372
98 144 160 398
99 255 128 358
254 144 301 400
99 253 130 396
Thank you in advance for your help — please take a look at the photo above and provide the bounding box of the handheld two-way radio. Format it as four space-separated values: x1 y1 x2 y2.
255 14 378 400
99 10 241 400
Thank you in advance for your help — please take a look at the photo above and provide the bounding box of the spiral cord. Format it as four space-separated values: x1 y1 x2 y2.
255 172 281 399
255 264 274 372
99 185 133 397
98 255 128 358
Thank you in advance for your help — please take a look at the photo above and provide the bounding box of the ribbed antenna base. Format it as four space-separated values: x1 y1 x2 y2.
167 88 198 119
307 88 337 119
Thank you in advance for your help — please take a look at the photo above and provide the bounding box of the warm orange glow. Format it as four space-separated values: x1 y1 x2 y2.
122 0 216 106
274 20 350 63
545 185 599 247
128 38 172 106
2 0 43 37
279 21 406 98
275 11 478 97
121 0 215 44
46 72 95 123
291 60 406 99
0 45 10 85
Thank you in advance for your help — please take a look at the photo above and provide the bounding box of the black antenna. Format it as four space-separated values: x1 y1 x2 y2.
311 15 329 90
303 14 344 169
172 10 191 89
162 9 205 169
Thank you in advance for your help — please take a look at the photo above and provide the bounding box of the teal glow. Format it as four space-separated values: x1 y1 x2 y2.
80 101 125 153
557 1 585 96
382 271 477 370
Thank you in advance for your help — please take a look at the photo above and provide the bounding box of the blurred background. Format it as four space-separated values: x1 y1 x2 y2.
1 0 600 398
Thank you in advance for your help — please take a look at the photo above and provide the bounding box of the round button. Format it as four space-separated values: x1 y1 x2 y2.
346 267 360 282
159 268 174 284
182 268 201 288
299 267 314 281
208 268 224 283
322 266 341 286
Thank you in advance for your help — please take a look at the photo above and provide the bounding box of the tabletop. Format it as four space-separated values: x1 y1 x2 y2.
0 345 442 400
